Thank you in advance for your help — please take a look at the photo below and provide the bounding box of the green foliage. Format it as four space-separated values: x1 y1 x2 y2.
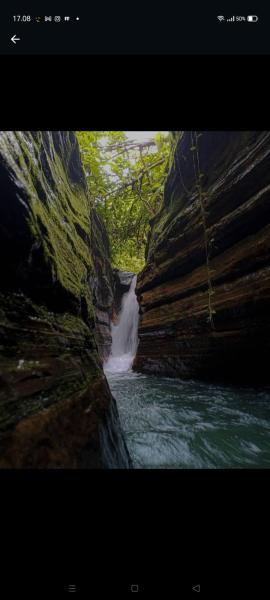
0 132 95 322
76 131 173 272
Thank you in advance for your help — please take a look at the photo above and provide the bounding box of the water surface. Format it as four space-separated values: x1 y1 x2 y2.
105 272 270 468
106 369 270 468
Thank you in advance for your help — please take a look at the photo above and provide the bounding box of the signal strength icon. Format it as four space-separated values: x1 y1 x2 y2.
227 16 235 22
217 15 225 21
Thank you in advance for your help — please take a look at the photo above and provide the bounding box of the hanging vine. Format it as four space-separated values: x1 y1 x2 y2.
76 131 171 272
190 131 216 330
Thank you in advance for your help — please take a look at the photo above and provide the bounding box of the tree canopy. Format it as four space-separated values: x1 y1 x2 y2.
76 131 173 272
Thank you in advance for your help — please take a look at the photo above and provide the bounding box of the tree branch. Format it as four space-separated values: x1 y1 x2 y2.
99 140 157 152
101 157 166 199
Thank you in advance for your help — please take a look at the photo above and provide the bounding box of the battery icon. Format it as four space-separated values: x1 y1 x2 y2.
247 15 258 22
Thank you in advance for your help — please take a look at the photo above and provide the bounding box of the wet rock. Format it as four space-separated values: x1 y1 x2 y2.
113 269 135 314
90 216 135 359
0 131 131 468
134 131 270 383
90 209 114 361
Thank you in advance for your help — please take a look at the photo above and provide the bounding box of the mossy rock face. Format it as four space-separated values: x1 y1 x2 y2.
0 131 132 468
0 131 94 322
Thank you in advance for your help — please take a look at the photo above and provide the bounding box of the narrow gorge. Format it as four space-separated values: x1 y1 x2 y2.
1 130 270 469
106 131 270 468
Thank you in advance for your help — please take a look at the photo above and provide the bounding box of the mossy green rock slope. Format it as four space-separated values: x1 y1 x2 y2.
0 131 131 468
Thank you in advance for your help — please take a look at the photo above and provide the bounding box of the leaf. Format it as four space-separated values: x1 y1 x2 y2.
76 130 172 271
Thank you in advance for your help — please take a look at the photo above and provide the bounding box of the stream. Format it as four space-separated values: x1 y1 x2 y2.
105 276 270 468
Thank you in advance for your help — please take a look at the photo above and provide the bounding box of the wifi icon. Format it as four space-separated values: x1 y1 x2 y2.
217 15 225 21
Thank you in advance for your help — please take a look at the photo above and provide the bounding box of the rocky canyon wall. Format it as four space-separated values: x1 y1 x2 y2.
134 131 270 383
0 131 131 468
90 215 135 360
90 208 114 361
112 270 135 314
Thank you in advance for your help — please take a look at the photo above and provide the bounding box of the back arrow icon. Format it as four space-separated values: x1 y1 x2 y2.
11 35 20 44
192 584 201 592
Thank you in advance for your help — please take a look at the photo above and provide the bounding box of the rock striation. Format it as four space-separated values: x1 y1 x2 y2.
90 221 135 360
90 209 114 361
134 131 270 383
0 131 132 468
112 269 135 315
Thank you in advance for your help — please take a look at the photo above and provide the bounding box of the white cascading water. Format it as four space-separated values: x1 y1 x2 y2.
105 275 139 373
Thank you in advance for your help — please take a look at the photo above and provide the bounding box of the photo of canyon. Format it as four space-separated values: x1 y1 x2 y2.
0 130 270 469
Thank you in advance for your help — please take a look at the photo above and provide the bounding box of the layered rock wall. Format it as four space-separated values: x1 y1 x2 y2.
112 270 135 315
0 131 131 468
134 131 270 383
90 219 135 360
90 209 114 361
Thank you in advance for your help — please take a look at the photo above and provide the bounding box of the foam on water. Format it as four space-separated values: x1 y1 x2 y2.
105 275 139 374
104 275 270 469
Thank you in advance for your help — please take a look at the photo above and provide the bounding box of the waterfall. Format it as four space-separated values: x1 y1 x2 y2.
105 275 139 373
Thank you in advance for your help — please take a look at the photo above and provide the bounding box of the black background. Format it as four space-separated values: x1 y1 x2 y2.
1 48 270 596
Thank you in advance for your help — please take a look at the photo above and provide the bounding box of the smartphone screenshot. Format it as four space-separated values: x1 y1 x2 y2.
0 2 269 598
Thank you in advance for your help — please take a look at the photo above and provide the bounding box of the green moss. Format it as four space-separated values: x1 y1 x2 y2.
0 132 95 322
0 291 102 431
